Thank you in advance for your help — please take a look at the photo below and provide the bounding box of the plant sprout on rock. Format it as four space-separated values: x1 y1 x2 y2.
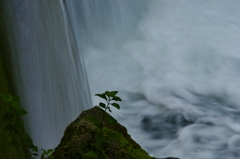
95 91 122 123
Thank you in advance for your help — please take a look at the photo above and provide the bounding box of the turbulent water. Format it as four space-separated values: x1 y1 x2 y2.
7 0 240 159
69 0 240 159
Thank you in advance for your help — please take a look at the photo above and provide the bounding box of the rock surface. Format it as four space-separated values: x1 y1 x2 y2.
52 106 155 159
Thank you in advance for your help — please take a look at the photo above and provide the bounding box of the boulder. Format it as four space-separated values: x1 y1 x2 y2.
52 106 155 159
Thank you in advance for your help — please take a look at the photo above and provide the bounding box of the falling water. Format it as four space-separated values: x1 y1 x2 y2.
6 0 240 159
69 0 240 159
6 0 92 149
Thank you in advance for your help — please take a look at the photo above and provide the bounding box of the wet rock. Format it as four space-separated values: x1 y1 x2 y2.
52 106 156 159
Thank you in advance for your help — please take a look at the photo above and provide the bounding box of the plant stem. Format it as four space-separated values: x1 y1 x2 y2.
101 97 110 124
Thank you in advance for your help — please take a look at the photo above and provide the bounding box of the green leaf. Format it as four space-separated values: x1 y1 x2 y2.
47 149 54 153
18 108 28 116
7 94 14 103
13 96 20 102
105 91 118 97
41 149 47 153
111 103 120 109
32 153 38 156
104 91 110 95
99 102 106 108
29 144 38 152
95 93 107 100
112 96 122 101
84 151 99 159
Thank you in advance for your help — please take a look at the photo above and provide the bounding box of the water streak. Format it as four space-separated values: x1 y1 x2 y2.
7 0 92 149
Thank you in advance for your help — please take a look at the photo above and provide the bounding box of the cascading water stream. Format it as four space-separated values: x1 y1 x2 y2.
7 0 92 150
6 0 240 159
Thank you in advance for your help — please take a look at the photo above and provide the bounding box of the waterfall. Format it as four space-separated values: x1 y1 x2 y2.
6 0 240 159
7 0 92 149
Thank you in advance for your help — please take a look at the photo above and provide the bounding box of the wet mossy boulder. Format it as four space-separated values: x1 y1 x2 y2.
52 106 156 159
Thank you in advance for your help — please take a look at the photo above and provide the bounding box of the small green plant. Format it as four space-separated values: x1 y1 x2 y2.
28 140 38 159
41 148 54 159
95 91 122 123
95 91 122 112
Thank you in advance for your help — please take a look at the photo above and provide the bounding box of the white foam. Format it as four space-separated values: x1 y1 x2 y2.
76 1 240 158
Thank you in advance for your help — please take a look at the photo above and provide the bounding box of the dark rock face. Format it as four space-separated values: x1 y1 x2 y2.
52 106 155 159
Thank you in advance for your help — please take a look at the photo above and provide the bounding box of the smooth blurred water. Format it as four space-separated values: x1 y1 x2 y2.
7 0 92 150
69 0 240 159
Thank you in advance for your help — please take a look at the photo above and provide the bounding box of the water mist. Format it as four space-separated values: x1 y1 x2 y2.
72 1 240 159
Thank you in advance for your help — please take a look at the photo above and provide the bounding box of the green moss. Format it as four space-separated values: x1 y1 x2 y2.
100 127 153 159
53 106 156 159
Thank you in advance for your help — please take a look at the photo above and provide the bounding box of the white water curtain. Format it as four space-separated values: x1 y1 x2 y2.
7 0 92 149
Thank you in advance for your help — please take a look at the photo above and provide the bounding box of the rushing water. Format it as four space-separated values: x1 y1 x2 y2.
69 0 240 159
7 0 92 149
7 0 240 159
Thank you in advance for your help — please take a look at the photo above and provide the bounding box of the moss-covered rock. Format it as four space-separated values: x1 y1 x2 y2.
53 106 156 159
